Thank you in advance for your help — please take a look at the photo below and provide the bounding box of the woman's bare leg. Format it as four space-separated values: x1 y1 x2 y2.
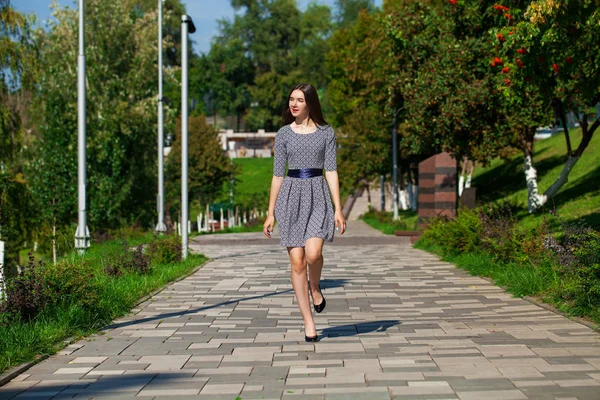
287 247 316 337
305 238 325 306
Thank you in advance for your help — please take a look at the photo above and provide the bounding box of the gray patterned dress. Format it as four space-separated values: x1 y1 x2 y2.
273 124 337 247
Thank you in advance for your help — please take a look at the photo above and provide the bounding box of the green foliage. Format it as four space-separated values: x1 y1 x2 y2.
196 0 333 130
545 223 600 314
386 0 509 162
326 9 397 193
421 209 482 254
493 0 600 142
0 256 46 321
32 0 178 231
43 257 99 309
334 0 375 28
146 235 182 265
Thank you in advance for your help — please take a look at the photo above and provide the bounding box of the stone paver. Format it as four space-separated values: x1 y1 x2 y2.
1 220 600 399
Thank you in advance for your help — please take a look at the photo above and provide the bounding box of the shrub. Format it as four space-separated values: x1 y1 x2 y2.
420 208 482 254
43 257 99 308
545 224 600 311
146 235 182 265
105 242 152 276
0 253 47 321
478 203 520 262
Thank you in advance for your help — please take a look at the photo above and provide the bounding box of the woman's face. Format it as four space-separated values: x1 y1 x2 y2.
289 89 309 119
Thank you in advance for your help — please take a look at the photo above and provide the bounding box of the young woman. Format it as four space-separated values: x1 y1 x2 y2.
263 83 347 342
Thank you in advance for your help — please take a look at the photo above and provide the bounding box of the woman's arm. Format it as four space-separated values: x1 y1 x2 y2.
264 176 284 237
324 171 342 212
325 171 346 234
267 176 284 217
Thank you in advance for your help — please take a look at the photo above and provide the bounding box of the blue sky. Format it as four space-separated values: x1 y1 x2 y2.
14 0 383 54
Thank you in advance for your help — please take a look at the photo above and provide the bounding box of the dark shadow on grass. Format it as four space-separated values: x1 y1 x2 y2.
104 278 349 330
320 320 401 339
474 155 567 203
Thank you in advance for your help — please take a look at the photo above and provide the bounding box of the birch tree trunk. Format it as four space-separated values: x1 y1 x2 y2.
399 190 409 210
406 182 414 209
458 156 467 197
52 222 57 264
0 240 5 301
523 103 597 213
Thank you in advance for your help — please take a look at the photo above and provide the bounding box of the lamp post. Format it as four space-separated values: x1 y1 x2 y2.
155 0 167 233
181 14 196 260
75 0 90 253
392 107 403 221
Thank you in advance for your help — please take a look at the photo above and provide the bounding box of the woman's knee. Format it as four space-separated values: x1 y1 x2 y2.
305 251 322 265
290 259 306 275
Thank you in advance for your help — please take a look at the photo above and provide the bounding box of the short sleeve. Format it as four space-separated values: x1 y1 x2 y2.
273 129 287 176
324 127 337 171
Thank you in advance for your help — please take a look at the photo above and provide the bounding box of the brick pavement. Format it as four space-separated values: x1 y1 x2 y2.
1 220 600 399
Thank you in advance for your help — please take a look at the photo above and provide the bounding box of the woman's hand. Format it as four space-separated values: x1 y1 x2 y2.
263 215 275 238
335 210 346 235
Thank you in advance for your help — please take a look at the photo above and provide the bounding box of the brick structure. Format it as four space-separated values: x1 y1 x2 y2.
418 152 458 225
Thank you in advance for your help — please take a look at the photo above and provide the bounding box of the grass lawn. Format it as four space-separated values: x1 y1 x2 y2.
0 235 207 372
232 157 273 198
472 128 600 230
360 209 419 235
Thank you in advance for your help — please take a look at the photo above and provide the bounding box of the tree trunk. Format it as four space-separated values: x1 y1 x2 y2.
52 219 57 265
399 168 408 210
458 156 467 197
524 99 599 212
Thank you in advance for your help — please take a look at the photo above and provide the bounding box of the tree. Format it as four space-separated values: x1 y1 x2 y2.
386 1 509 165
334 0 375 28
200 0 333 131
165 115 234 218
0 1 38 268
32 0 176 232
326 8 397 195
493 0 600 211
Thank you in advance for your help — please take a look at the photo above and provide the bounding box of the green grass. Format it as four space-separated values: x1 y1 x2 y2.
232 157 273 198
0 236 207 372
473 128 600 230
360 209 419 235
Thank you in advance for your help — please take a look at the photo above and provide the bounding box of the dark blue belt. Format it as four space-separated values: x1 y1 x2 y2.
287 168 323 178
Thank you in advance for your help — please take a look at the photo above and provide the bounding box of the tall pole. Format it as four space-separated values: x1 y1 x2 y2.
392 113 399 220
181 15 195 260
75 0 90 252
155 0 167 233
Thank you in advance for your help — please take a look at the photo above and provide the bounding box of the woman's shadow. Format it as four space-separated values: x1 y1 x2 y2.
319 320 401 339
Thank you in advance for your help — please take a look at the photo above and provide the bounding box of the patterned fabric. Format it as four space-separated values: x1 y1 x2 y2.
273 124 337 247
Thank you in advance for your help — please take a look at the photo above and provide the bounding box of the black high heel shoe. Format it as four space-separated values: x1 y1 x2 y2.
311 283 326 313
305 334 318 342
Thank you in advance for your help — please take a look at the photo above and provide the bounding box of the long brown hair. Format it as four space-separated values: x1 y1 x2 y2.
282 83 329 127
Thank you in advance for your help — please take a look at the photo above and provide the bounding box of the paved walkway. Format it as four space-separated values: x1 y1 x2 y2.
2 221 600 399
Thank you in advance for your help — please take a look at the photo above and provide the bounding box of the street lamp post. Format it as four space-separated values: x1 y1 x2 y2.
181 15 196 260
75 0 90 253
155 0 167 233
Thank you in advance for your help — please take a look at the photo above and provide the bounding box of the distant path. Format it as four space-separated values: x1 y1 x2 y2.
2 221 600 399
